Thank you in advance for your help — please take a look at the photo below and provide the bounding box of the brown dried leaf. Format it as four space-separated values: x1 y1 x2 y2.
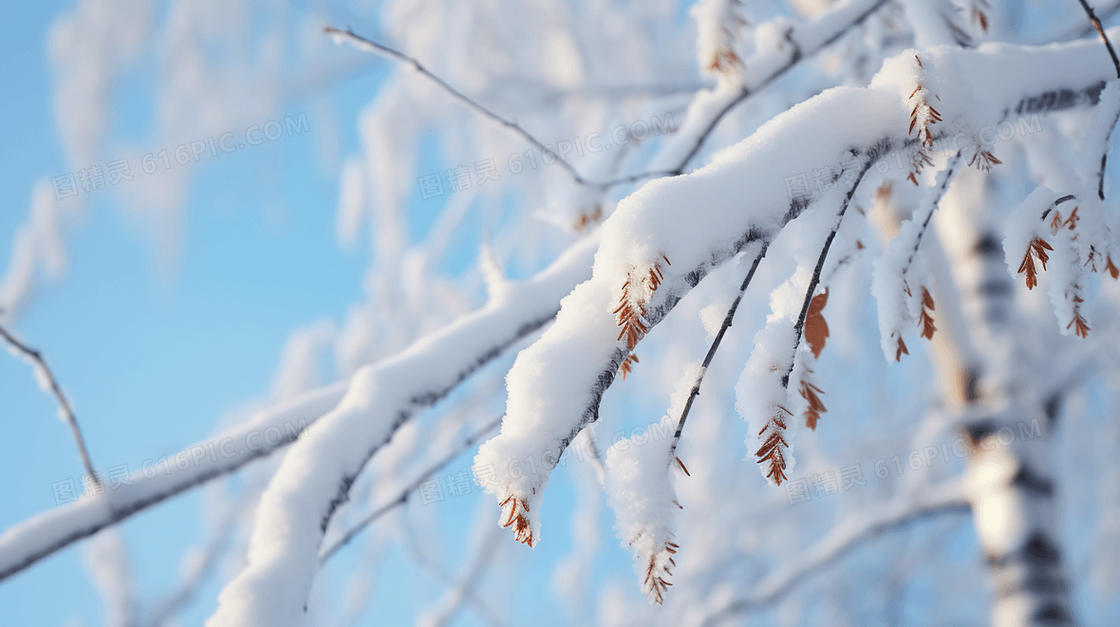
619 353 640 381
676 456 691 477
1064 206 1080 230
1018 238 1053 290
805 288 830 359
918 288 937 340
799 379 827 430
1068 312 1091 339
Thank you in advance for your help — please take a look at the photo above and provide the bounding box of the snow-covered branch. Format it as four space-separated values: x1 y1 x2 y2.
653 0 892 175
0 381 345 582
701 480 969 626
204 235 598 627
319 416 501 563
476 34 1117 556
0 233 597 585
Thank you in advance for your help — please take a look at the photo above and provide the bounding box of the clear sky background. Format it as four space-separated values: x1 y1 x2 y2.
1 2 421 624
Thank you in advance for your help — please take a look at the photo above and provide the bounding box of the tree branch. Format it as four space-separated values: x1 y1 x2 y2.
0 234 598 583
323 26 672 188
319 416 501 563
783 162 873 389
327 0 891 190
701 482 970 626
1079 0 1120 78
667 243 768 462
0 324 98 486
658 0 891 177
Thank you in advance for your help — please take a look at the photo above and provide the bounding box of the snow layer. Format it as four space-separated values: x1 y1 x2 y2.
477 35 1118 545
205 234 598 627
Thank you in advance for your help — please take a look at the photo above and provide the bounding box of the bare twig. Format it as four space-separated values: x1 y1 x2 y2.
319 416 502 563
1078 0 1120 78
701 484 970 626
324 26 672 189
898 152 963 283
0 324 99 486
783 163 873 388
326 0 889 190
668 243 768 461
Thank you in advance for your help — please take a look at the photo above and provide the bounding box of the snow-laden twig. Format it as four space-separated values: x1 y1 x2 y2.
668 243 768 461
742 163 870 487
784 164 872 388
204 236 598 627
323 26 674 189
319 416 501 563
700 480 970 626
328 0 889 190
0 323 98 486
657 0 892 176
872 152 963 361
1086 80 1120 200
0 380 344 582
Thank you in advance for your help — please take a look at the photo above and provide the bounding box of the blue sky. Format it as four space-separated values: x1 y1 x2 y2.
0 3 371 624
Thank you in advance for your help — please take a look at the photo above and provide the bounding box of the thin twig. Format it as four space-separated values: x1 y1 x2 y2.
324 26 665 189
1078 0 1120 78
700 487 970 626
666 0 890 176
668 243 768 460
319 416 502 563
783 163 873 388
326 0 889 189
901 151 963 278
0 324 99 485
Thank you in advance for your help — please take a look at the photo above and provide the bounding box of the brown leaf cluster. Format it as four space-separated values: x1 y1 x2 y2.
968 149 1002 173
756 405 791 485
644 542 679 605
573 205 603 232
706 0 747 74
799 378 827 430
1048 206 1079 235
614 257 669 350
619 353 639 381
895 335 909 362
1067 293 1090 339
499 496 535 547
1017 237 1053 290
708 49 741 73
908 92 942 149
1068 310 1091 338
